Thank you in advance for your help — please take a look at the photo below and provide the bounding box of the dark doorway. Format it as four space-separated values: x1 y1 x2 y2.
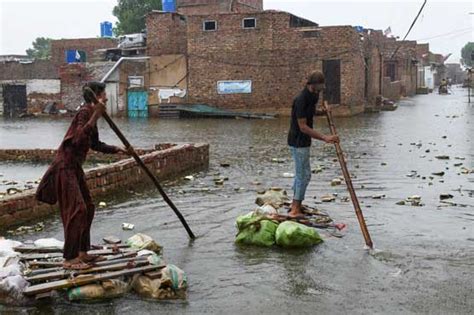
3 85 27 118
323 59 341 105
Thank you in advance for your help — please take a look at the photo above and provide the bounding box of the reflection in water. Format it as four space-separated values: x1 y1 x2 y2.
0 88 473 314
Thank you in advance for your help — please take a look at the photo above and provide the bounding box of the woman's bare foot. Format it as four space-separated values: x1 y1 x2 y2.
63 258 91 270
79 253 106 263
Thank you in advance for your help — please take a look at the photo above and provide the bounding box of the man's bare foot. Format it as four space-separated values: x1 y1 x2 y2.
288 200 304 218
63 258 91 270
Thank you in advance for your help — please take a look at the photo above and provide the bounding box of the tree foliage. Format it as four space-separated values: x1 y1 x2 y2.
113 0 163 35
26 37 52 59
461 42 474 68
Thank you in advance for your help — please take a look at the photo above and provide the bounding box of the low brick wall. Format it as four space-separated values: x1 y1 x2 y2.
0 144 176 164
0 143 209 229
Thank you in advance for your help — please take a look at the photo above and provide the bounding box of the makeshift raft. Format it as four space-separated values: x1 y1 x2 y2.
0 234 187 305
235 188 346 248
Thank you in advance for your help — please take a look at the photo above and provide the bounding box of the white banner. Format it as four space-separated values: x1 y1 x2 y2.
217 80 252 94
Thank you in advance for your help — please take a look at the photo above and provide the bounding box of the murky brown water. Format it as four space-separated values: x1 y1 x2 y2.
1 87 473 314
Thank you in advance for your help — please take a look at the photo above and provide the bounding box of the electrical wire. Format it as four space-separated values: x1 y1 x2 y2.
390 0 428 59
415 27 473 41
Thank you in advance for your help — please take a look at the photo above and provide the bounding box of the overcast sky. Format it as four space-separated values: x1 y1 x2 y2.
0 0 472 62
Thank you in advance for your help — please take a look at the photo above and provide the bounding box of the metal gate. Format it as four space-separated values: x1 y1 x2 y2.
323 59 341 105
127 90 148 118
2 85 27 118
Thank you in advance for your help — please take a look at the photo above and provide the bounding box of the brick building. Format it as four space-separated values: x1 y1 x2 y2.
176 0 263 15
0 60 60 117
382 38 418 97
50 38 117 67
146 10 382 116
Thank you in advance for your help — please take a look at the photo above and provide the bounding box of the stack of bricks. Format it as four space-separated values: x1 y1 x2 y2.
0 143 209 229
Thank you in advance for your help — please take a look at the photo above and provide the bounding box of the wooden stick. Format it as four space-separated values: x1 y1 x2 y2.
23 265 164 296
84 87 196 240
27 255 151 277
27 251 139 269
322 101 374 249
26 259 151 283
13 246 63 253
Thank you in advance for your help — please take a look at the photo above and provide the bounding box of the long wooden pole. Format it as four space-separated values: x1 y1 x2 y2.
84 87 196 239
322 101 373 249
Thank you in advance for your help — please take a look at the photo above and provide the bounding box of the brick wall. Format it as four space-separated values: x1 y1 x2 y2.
51 38 117 67
0 60 58 80
177 0 262 15
382 77 401 101
59 63 92 110
383 39 418 97
0 143 209 229
184 11 366 114
147 12 188 56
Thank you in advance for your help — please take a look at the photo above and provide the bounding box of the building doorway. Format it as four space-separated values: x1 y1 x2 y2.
2 85 27 118
323 59 341 105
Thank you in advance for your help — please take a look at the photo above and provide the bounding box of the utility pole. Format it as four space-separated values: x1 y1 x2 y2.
468 68 472 103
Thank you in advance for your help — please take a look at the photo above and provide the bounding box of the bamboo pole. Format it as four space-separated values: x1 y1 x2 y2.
322 101 374 249
84 87 196 239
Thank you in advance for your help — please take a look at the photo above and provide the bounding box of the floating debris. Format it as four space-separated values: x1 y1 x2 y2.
7 187 22 195
435 155 450 160
431 171 445 176
282 172 294 178
439 194 454 200
396 200 406 206
219 162 230 168
122 223 135 230
99 201 107 208
271 158 286 163
184 175 194 181
321 195 336 202
372 194 386 199
214 179 225 186
331 178 342 186
454 163 463 167
311 166 324 174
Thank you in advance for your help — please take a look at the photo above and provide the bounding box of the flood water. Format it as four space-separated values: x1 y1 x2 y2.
1 88 473 314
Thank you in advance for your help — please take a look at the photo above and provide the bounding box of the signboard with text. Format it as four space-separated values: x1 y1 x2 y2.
217 80 252 94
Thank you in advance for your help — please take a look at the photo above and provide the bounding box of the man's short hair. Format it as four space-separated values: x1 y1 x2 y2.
82 81 106 103
307 71 325 85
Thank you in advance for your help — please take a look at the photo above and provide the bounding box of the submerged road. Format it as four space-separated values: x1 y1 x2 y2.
1 87 473 314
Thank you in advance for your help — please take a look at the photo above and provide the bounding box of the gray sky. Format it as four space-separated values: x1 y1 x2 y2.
0 0 472 62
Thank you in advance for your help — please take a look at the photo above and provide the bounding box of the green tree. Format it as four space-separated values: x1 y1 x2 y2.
26 37 52 59
113 0 163 35
461 42 474 67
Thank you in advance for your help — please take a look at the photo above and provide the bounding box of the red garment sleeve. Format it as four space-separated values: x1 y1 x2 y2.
90 127 119 154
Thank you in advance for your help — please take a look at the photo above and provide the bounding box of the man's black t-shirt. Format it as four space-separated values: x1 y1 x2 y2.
287 87 319 147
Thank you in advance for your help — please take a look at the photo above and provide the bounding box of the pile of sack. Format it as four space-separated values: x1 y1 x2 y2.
235 188 324 248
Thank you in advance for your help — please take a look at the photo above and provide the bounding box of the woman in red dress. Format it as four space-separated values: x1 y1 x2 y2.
36 82 127 270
